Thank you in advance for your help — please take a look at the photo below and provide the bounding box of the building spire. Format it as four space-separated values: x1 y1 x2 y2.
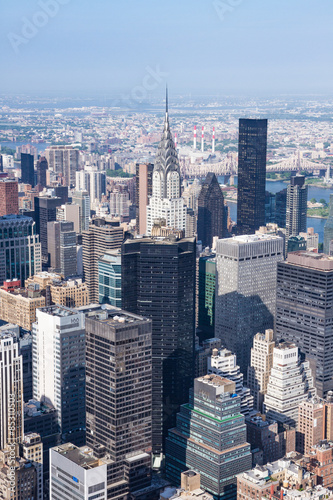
166 85 168 116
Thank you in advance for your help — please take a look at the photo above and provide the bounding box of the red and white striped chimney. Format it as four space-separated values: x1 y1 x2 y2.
201 126 204 152
193 125 197 150
212 127 215 153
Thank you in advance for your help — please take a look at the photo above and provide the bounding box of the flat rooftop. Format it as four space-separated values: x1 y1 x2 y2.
84 306 150 326
286 251 333 271
39 305 77 317
53 443 104 470
224 234 282 244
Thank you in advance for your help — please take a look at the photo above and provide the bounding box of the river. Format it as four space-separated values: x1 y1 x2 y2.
218 177 333 243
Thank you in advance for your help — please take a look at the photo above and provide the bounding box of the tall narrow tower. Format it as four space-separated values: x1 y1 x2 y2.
201 126 204 152
193 125 197 150
212 127 215 153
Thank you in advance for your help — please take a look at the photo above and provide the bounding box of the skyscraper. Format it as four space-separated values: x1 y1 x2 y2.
82 218 124 302
122 236 196 454
324 193 333 255
197 255 216 341
146 93 187 235
197 172 226 247
36 156 48 188
136 162 154 235
0 215 42 285
237 119 267 235
47 220 77 277
45 146 79 187
0 179 19 216
285 175 308 252
32 306 86 446
0 331 23 449
263 342 315 427
165 375 252 500
85 306 152 499
98 249 121 306
275 251 333 397
72 190 90 232
21 152 35 187
215 234 284 374
35 194 62 265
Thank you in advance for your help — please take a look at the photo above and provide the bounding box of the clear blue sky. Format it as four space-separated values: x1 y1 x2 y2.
1 0 332 96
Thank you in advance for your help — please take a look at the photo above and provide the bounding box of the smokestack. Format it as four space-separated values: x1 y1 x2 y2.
201 126 204 152
193 126 197 150
212 127 215 153
175 133 178 149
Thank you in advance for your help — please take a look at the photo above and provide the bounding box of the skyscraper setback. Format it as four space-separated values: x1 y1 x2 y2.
237 119 267 235
122 236 196 453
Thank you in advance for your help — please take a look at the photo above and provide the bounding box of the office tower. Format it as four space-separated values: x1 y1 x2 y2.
50 443 107 500
215 234 284 374
53 185 69 204
275 252 333 397
0 155 3 172
47 220 77 277
35 194 62 264
122 236 196 454
36 156 48 188
0 280 46 331
297 399 326 454
324 193 333 255
21 152 35 187
237 119 267 235
72 190 90 232
263 342 315 427
247 329 275 412
90 170 106 209
136 162 154 234
299 227 319 252
75 170 90 191
208 348 254 415
20 433 43 500
197 172 226 247
24 400 60 486
82 218 123 303
285 175 308 251
0 215 42 285
32 306 85 446
0 331 23 449
198 255 216 341
165 375 252 500
146 95 187 235
182 178 202 213
98 249 121 306
20 333 33 401
57 202 81 233
85 307 152 499
45 146 79 186
275 188 287 228
0 179 19 216
195 337 222 378
109 189 130 218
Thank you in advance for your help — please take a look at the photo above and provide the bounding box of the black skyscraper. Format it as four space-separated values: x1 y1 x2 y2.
197 172 226 247
237 118 267 235
35 195 62 265
122 236 196 454
37 156 48 188
21 153 35 187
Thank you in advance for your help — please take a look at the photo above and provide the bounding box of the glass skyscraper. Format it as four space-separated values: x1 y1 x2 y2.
98 249 121 307
237 119 267 235
197 172 226 248
0 215 41 286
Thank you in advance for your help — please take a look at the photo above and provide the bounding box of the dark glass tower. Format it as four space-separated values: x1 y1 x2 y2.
36 156 48 188
21 153 35 187
285 175 308 252
35 195 62 265
197 172 226 247
275 252 333 398
237 119 267 235
122 236 196 454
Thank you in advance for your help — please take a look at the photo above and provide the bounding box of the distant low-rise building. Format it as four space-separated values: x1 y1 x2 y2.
0 280 45 331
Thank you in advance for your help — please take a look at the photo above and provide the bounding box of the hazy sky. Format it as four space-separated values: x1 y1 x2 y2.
1 0 332 96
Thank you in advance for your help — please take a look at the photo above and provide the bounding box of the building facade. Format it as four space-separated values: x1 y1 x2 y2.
285 175 308 252
0 179 19 216
197 172 226 248
46 146 79 186
122 236 196 454
0 281 46 331
98 249 121 307
136 162 154 235
275 251 333 397
32 306 86 446
215 234 284 374
35 194 62 265
48 220 77 277
237 119 267 235
72 190 90 232
197 255 216 341
166 375 252 500
82 218 124 303
21 152 35 187
0 215 41 285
